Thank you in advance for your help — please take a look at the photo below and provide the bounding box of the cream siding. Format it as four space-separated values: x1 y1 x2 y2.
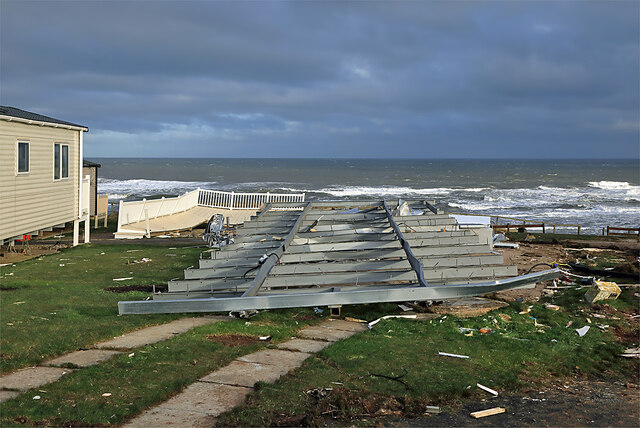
0 120 81 241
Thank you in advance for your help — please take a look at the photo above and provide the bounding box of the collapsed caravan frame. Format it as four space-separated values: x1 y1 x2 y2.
118 200 559 315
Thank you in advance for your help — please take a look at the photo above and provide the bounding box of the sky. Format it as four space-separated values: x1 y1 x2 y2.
1 1 638 159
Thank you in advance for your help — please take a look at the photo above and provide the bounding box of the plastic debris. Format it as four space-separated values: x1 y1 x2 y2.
425 405 441 414
438 352 469 359
313 307 323 314
259 336 271 341
621 348 640 359
102 393 112 397
33 395 41 400
585 281 621 304
477 383 499 396
113 277 133 281
479 327 492 334
368 315 417 329
575 326 590 337
544 304 560 311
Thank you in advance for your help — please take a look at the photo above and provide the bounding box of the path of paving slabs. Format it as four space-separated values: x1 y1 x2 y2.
124 318 368 427
0 316 225 402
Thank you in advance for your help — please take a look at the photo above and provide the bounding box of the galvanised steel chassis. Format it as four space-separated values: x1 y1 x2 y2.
118 200 559 315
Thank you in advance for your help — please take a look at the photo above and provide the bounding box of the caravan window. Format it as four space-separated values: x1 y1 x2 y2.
17 142 29 173
54 143 69 180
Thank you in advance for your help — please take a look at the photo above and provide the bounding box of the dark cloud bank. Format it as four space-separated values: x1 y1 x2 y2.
1 1 638 158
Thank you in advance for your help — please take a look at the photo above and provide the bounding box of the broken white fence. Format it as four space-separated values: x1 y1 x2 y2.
116 188 305 232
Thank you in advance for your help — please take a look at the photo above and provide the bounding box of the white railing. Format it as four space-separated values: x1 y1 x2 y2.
117 189 200 230
117 189 305 230
198 189 305 209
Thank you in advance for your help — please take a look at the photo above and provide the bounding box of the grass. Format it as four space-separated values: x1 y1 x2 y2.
1 238 638 426
216 291 639 427
0 309 321 426
0 243 204 372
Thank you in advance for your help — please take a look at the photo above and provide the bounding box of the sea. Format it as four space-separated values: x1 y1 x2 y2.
94 158 639 234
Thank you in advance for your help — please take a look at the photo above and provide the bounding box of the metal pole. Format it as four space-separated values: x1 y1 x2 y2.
382 200 428 286
241 202 312 297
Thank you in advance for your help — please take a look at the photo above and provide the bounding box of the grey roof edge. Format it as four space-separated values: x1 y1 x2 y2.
0 106 88 131
83 159 102 168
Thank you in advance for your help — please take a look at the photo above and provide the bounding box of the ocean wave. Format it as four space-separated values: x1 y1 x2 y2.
311 186 488 197
588 181 637 190
99 178 216 199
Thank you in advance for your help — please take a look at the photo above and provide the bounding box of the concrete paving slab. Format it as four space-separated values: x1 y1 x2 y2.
44 349 122 368
0 390 21 403
323 319 369 332
95 316 225 349
124 406 217 428
0 367 72 391
237 349 310 369
297 326 358 342
276 338 331 353
159 382 251 415
200 360 292 387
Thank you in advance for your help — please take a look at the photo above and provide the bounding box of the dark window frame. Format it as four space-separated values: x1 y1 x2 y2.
17 141 29 174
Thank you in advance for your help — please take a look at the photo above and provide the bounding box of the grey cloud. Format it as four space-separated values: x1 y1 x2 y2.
1 0 637 158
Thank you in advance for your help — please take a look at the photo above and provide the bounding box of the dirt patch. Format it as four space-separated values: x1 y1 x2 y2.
0 244 61 264
104 284 167 293
270 387 429 426
205 334 262 347
393 379 640 427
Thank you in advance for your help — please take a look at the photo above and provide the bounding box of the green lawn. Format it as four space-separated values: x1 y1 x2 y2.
0 240 637 426
1 243 205 373
216 291 639 427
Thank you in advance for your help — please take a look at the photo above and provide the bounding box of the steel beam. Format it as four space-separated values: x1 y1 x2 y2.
241 202 312 297
118 269 560 314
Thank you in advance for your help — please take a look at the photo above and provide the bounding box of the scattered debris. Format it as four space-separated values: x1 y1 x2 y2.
576 326 590 337
544 303 561 311
494 242 519 249
12 301 25 305
368 367 411 390
368 315 417 329
438 351 469 359
398 304 412 311
32 395 41 400
621 348 640 359
129 258 152 264
259 335 271 341
313 307 323 314
112 277 134 281
519 306 533 314
470 407 506 418
102 393 112 397
498 313 512 322
424 405 441 414
477 383 499 396
344 317 367 323
479 327 492 334
585 281 621 304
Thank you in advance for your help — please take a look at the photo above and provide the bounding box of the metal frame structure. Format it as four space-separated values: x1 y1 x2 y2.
118 200 559 315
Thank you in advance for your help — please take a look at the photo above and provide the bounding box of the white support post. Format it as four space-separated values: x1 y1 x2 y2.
144 208 151 238
84 216 90 243
73 219 79 246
